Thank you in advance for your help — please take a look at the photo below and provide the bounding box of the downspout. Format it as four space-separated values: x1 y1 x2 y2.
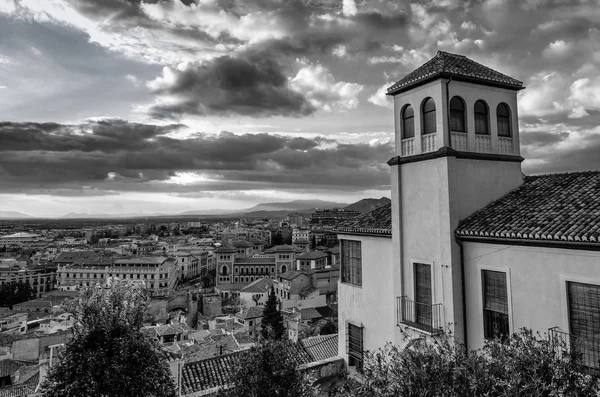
445 77 453 148
456 237 468 345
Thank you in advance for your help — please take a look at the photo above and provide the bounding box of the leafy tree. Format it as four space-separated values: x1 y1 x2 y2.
40 280 176 397
251 294 262 306
261 285 285 340
216 338 320 397
0 281 36 308
329 328 600 397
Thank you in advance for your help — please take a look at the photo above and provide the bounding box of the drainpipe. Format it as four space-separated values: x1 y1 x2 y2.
445 77 453 148
456 237 468 345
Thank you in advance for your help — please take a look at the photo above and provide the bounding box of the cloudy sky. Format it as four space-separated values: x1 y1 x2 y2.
1 0 599 217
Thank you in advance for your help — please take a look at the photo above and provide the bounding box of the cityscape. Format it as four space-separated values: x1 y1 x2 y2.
2 1 600 397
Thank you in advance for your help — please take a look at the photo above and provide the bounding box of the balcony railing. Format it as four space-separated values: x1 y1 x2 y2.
401 138 415 156
421 134 436 153
549 327 600 370
397 296 443 335
475 135 492 153
451 131 468 151
498 137 513 155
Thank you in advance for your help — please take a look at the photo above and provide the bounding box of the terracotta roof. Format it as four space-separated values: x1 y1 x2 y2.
232 241 253 248
239 277 273 294
456 171 600 244
387 50 524 95
297 251 327 260
279 270 305 280
0 384 36 397
53 251 99 264
237 306 264 320
299 286 319 297
301 334 338 362
335 203 392 236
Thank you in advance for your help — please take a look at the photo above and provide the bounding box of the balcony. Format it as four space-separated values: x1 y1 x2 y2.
421 134 436 154
475 134 492 153
548 327 600 370
397 296 443 335
451 131 467 151
401 138 415 156
498 137 513 155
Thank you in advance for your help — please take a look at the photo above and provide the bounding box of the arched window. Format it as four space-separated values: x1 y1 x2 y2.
422 98 436 134
401 105 415 139
281 265 287 274
474 100 489 135
449 97 466 132
221 265 228 276
497 103 511 137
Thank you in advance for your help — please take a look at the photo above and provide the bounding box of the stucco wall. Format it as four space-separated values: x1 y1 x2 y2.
337 234 394 364
463 242 600 350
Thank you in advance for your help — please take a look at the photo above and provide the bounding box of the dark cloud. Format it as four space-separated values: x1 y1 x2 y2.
520 131 570 147
0 120 393 194
524 135 600 175
148 55 315 118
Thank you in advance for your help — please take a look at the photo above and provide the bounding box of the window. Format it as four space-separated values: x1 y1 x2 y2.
474 100 489 135
281 265 287 274
567 282 600 368
221 266 228 276
402 105 415 139
482 270 509 340
497 103 511 137
347 323 364 371
422 98 436 134
341 240 361 286
449 97 466 132
414 263 432 326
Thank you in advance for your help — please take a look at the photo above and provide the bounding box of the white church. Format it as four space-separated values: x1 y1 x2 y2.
336 50 600 372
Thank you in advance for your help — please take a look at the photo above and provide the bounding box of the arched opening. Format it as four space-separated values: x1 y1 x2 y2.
281 265 287 274
422 98 436 134
401 105 415 139
220 265 228 276
474 100 489 135
449 96 466 132
497 103 511 137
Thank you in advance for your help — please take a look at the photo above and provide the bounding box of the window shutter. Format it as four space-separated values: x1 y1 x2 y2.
483 270 508 314
568 282 600 338
414 263 432 305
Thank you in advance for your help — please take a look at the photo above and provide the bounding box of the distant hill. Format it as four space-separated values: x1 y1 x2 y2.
344 197 391 213
245 200 344 213
0 211 33 219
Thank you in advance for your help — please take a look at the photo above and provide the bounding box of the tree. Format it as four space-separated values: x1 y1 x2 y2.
329 328 600 397
40 280 177 397
251 294 262 306
216 338 320 397
261 285 285 340
0 281 36 308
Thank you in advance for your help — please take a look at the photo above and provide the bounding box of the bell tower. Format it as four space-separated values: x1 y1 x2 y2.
387 51 526 343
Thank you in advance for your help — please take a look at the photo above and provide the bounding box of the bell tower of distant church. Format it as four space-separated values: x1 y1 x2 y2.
386 50 526 343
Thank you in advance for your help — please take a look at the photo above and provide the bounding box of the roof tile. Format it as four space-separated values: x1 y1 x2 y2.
335 203 391 236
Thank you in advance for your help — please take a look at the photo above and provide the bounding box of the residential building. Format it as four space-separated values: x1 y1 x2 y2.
234 306 264 338
0 266 57 297
175 253 199 280
239 277 274 307
0 233 47 249
0 313 27 335
296 251 328 272
337 50 600 373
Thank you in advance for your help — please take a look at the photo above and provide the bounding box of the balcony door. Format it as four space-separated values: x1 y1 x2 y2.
414 263 432 326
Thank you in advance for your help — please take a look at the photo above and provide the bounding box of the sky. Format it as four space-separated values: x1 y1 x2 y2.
0 0 599 217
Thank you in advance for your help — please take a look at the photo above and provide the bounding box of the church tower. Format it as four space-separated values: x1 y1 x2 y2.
387 51 525 342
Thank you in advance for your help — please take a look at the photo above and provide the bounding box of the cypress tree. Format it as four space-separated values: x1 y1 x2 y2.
261 285 286 340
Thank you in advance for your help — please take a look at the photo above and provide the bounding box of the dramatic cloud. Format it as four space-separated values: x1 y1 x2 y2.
0 120 393 195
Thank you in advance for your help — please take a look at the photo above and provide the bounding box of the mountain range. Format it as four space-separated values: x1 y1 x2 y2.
0 197 391 220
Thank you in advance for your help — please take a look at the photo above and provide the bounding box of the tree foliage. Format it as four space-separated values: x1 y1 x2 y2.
0 280 36 308
216 338 320 397
261 285 285 340
40 280 176 397
329 328 600 397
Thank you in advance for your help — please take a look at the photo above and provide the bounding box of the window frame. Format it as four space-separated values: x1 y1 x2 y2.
449 96 466 132
474 100 490 135
481 268 512 341
401 105 415 139
341 239 362 287
421 97 437 135
496 103 512 137
347 322 364 371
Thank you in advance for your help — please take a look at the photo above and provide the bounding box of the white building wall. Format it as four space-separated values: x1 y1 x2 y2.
463 242 600 350
337 234 394 365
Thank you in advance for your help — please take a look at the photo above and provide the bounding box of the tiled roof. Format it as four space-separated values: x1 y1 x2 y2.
456 171 600 244
237 306 264 320
387 50 524 95
240 277 273 294
279 270 305 280
297 251 328 260
335 203 392 235
301 334 338 362
54 251 99 263
328 246 340 255
299 308 322 321
0 385 36 397
0 359 25 377
182 342 312 395
214 246 236 253
232 241 253 248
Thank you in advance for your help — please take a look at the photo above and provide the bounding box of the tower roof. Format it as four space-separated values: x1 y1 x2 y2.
387 50 524 95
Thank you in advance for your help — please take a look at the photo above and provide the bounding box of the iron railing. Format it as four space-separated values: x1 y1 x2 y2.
397 296 443 335
549 327 600 370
